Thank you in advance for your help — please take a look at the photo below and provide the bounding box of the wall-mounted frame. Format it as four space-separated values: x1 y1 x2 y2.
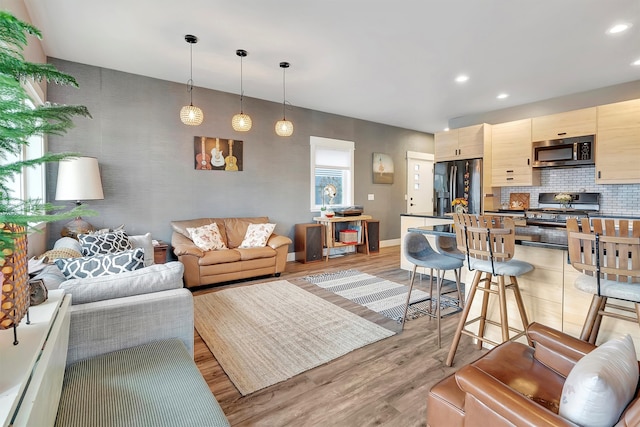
372 152 393 184
194 136 243 171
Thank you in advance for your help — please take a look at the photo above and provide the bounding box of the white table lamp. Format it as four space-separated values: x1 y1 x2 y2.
55 156 104 237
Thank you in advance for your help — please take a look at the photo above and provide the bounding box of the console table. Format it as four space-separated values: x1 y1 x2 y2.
0 290 71 427
313 215 373 261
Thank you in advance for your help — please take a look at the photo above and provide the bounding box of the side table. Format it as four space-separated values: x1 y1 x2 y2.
153 240 169 264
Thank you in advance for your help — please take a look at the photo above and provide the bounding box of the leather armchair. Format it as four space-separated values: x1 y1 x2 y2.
427 323 640 427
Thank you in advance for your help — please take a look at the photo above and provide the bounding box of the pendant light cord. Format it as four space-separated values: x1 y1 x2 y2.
239 54 244 113
282 66 287 119
187 41 194 105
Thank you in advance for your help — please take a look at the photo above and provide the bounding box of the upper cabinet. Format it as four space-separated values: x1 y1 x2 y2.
596 99 640 184
434 124 487 161
491 118 540 187
532 107 596 141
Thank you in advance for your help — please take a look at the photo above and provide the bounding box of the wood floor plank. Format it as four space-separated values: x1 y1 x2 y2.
192 246 486 426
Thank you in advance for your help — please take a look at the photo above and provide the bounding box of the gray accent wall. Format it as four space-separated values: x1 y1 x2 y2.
45 58 434 250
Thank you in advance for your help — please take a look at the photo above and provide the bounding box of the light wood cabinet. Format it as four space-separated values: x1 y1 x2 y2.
595 98 640 184
434 123 487 161
532 107 596 141
491 118 540 187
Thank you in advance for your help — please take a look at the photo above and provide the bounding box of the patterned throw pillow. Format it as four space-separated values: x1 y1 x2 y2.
54 248 145 279
78 231 132 256
187 223 227 251
239 223 276 248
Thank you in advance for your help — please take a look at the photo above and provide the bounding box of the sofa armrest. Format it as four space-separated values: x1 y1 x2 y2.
172 231 204 257
66 288 194 366
267 233 292 250
527 322 596 377
455 365 579 426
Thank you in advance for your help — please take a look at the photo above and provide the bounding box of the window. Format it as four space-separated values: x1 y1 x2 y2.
5 81 46 209
310 136 355 211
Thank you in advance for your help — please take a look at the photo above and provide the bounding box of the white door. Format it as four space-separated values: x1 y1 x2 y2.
406 151 434 214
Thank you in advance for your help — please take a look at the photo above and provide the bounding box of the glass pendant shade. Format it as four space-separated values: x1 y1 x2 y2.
180 104 204 126
275 119 294 136
232 113 252 131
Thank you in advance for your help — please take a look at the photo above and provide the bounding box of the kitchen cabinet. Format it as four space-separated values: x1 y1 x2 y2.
491 118 540 187
531 107 596 141
595 98 640 184
434 123 487 161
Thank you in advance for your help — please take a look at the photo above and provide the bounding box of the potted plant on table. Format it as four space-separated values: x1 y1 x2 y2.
0 11 92 342
451 197 468 214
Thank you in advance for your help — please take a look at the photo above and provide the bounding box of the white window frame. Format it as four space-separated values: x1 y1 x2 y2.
309 136 355 211
5 80 46 210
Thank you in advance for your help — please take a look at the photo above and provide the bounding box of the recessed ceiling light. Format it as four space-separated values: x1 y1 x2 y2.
455 75 469 83
632 58 640 66
497 93 509 99
444 127 450 131
607 23 631 34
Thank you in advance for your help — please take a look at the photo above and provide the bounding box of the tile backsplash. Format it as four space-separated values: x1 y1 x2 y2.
500 166 640 217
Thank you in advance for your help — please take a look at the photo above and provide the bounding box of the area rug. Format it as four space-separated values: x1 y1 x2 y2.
194 280 394 396
304 269 461 323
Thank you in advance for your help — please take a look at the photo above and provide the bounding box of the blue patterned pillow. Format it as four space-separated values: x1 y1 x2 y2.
78 231 132 256
55 248 145 279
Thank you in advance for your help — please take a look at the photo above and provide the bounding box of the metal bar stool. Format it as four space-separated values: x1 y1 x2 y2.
567 218 640 344
445 214 533 367
402 232 464 347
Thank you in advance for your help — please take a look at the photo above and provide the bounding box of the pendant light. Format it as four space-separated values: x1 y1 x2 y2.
179 34 204 126
275 61 293 137
231 49 252 132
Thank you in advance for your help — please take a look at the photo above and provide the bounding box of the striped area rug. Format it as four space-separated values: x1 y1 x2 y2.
304 270 461 323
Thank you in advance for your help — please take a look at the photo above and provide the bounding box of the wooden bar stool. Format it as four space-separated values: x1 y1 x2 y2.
566 218 640 344
445 214 533 367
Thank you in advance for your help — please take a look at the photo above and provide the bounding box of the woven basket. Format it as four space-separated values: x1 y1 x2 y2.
0 224 30 330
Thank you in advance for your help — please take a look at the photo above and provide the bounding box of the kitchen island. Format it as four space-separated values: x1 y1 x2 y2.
400 213 640 356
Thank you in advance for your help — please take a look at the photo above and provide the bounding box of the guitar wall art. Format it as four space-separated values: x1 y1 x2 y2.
193 136 243 171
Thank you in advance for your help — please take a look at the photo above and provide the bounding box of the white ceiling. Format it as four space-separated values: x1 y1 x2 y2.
23 0 640 134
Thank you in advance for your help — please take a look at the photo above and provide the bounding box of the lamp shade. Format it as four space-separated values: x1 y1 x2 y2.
55 157 104 202
275 119 294 137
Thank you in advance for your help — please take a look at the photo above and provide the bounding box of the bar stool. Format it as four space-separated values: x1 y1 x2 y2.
445 214 533 367
402 232 464 347
566 218 640 344
435 235 465 309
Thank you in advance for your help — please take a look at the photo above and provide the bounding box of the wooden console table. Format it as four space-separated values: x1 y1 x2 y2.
313 215 373 261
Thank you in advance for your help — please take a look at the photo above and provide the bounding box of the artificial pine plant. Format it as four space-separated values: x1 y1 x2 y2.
0 11 92 261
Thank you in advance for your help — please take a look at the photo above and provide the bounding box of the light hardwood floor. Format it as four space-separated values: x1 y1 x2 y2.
192 246 485 426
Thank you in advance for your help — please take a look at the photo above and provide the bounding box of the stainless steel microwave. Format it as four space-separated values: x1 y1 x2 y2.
532 135 595 168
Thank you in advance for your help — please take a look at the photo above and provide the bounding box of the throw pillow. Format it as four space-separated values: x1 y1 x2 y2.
239 223 276 248
55 248 145 279
559 334 638 427
129 232 154 267
78 230 132 256
187 223 227 251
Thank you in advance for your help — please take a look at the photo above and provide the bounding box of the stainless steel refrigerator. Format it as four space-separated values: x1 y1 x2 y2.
433 158 482 216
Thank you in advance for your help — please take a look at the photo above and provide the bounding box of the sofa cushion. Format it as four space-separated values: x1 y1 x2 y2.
199 249 242 265
56 339 230 427
55 248 145 279
171 218 228 244
236 246 276 261
59 261 184 305
129 232 155 267
239 223 276 248
224 217 269 248
559 334 638 427
78 230 132 256
187 223 228 251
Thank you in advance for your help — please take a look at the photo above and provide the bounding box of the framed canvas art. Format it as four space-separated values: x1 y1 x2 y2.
194 136 243 171
373 152 393 184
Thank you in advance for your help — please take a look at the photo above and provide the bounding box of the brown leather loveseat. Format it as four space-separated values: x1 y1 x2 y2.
171 217 292 288
427 323 640 426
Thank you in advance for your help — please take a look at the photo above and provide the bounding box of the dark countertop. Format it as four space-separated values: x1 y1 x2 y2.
408 225 569 251
400 213 451 219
